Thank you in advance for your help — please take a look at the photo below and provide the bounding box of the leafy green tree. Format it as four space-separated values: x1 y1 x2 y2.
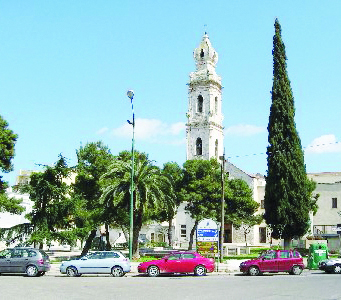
264 19 316 247
72 141 114 256
0 115 23 214
24 155 73 248
0 115 17 188
100 151 175 258
181 159 260 249
181 159 221 249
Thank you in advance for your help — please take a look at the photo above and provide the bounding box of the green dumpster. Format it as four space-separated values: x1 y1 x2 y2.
307 243 328 270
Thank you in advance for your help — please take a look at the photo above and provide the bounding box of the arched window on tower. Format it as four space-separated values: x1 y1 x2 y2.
200 49 204 58
215 139 218 158
215 97 218 115
197 95 203 113
196 138 202 156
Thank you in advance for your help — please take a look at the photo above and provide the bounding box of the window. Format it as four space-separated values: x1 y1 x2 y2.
182 253 195 259
200 49 204 58
261 200 265 209
181 225 187 238
259 227 266 243
263 250 276 260
102 252 120 258
0 249 11 259
280 251 290 258
332 198 337 208
196 138 202 156
197 95 203 113
215 139 218 158
139 234 147 243
293 250 301 258
150 233 155 242
87 252 101 259
157 234 164 243
215 97 218 114
168 254 181 260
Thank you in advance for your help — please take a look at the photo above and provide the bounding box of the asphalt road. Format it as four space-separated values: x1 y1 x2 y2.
0 270 340 300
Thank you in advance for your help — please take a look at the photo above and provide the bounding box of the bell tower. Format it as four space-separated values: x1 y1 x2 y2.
186 33 224 161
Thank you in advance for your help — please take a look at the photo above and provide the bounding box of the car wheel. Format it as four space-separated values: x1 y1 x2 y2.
334 264 341 274
147 265 160 277
248 266 260 276
194 265 206 276
291 265 302 275
111 266 124 277
66 266 78 277
26 265 38 277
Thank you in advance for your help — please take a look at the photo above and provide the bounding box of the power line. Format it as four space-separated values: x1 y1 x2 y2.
227 141 341 160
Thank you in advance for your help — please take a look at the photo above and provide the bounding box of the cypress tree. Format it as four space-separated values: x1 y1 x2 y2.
264 19 315 246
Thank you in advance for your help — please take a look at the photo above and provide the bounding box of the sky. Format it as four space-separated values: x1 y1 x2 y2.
1 0 341 186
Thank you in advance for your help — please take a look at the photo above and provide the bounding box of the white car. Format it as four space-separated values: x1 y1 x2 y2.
60 251 130 277
318 257 341 274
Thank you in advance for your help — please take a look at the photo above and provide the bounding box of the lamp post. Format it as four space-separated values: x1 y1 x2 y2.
219 152 225 263
127 90 135 260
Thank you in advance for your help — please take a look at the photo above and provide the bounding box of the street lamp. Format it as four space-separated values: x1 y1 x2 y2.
127 89 135 260
219 152 225 263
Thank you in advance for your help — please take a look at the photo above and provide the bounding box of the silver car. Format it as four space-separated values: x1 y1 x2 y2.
0 247 50 277
60 251 131 277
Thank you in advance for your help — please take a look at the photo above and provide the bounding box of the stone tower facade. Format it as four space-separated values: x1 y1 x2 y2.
186 33 224 161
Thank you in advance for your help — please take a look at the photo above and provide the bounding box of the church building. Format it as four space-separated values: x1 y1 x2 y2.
183 32 267 247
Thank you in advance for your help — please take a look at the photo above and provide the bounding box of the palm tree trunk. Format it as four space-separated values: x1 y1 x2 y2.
120 225 129 247
188 220 199 250
105 224 111 250
81 229 97 256
167 218 173 247
132 210 143 259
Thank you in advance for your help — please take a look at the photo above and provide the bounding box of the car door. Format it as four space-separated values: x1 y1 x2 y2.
258 250 278 272
277 250 291 271
164 253 182 273
8 249 27 273
0 249 12 273
78 252 102 273
101 252 122 273
94 252 117 274
179 253 197 273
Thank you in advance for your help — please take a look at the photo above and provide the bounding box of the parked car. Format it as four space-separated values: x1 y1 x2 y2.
239 249 304 276
138 251 215 277
0 247 50 277
60 251 130 277
318 257 341 273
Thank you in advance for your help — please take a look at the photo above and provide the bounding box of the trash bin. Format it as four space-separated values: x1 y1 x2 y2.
307 243 328 270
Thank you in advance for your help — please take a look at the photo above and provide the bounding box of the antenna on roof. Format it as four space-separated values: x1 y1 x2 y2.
204 24 207 35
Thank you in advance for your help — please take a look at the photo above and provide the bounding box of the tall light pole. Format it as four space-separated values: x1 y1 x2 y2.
127 90 135 260
219 152 225 263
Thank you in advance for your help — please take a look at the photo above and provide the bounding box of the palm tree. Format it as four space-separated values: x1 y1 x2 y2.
100 151 175 258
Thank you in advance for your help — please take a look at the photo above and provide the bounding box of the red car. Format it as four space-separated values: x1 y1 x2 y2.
138 251 215 277
239 249 304 276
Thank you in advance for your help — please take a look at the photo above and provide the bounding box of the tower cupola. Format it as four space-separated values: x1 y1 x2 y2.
193 33 218 72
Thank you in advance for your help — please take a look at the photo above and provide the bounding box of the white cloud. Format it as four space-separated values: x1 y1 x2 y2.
96 127 109 135
110 118 186 144
305 134 341 154
225 124 266 136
